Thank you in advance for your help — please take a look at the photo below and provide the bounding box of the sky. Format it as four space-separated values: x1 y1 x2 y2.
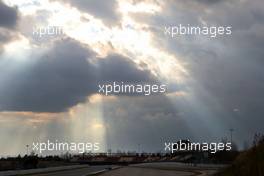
0 0 264 156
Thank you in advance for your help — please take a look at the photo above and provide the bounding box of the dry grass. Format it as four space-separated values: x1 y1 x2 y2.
217 143 264 176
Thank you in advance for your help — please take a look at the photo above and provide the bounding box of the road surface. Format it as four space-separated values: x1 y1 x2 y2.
25 163 222 176
99 167 199 176
29 165 110 176
99 163 221 176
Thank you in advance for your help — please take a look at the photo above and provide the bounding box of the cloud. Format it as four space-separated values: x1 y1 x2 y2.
51 0 121 26
129 0 264 146
0 38 156 112
197 0 225 4
101 95 195 152
0 0 264 153
0 28 17 45
96 53 155 83
0 1 19 52
0 0 18 29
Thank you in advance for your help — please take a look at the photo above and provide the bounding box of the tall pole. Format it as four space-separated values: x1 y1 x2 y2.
230 128 234 144
26 145 29 155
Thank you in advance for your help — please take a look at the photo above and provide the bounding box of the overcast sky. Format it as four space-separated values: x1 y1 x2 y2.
0 0 264 155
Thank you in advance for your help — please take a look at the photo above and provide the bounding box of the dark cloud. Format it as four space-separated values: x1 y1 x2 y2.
51 0 120 26
96 54 155 83
0 28 17 47
0 1 19 52
0 38 155 112
197 0 225 4
0 0 18 29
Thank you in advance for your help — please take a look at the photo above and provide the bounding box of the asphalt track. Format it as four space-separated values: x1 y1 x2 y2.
28 163 221 176
99 163 220 176
29 165 110 176
99 167 200 176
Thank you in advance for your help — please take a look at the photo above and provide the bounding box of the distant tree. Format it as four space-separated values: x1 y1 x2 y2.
231 142 238 151
221 137 228 150
30 151 36 156
17 154 22 159
243 141 249 150
253 133 264 147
